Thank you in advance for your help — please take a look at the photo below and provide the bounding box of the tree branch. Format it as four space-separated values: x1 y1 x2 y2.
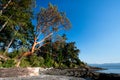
0 54 9 61
36 32 53 45
0 15 12 32
36 32 42 40
36 42 50 50
0 21 8 32
0 0 12 15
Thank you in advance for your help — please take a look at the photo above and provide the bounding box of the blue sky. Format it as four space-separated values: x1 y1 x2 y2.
34 0 120 64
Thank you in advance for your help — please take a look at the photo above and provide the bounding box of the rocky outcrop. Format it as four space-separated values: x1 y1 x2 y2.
0 67 86 80
93 73 120 80
42 68 91 78
0 75 86 80
42 68 120 80
0 67 120 80
0 67 43 77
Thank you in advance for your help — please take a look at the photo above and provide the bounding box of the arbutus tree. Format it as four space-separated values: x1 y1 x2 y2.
16 3 71 67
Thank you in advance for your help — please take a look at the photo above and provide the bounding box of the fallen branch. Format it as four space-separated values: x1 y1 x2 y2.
0 54 8 61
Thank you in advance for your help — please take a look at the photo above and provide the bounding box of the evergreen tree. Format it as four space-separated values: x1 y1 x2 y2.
0 0 35 60
37 34 81 68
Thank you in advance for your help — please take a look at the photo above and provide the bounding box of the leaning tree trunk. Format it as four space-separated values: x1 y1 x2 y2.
0 21 8 32
0 15 12 32
3 37 14 55
0 54 8 61
15 33 53 67
0 0 12 15
31 41 37 53
15 41 37 67
15 51 33 67
3 30 17 54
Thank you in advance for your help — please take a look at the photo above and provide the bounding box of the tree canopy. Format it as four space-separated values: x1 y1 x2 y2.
0 1 85 68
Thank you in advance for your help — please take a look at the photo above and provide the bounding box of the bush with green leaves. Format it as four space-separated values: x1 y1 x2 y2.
19 54 45 67
53 61 59 68
8 51 20 58
44 57 54 68
20 57 31 67
29 55 45 67
0 59 15 68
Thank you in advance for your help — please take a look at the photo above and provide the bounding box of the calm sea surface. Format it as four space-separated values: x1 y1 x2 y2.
89 64 120 74
97 68 120 74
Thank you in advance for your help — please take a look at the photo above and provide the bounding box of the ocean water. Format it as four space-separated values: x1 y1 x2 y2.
97 68 120 74
89 64 120 74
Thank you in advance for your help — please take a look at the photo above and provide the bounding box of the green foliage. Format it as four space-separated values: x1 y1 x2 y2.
0 59 15 68
44 54 54 68
57 50 64 67
53 61 59 68
29 55 45 67
8 51 20 58
0 33 85 68
20 57 31 67
36 34 83 68
37 3 71 34
0 1 86 68
0 50 8 56
8 47 27 58
20 54 45 67
0 0 35 54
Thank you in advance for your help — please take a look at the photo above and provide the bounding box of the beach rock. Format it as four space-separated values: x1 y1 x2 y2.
94 73 120 80
0 75 86 80
26 67 40 76
0 67 87 80
0 68 29 77
1 67 120 80
0 67 45 77
43 68 89 78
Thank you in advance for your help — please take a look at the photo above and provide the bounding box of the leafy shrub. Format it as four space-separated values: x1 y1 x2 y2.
29 55 45 67
53 61 59 68
20 57 31 67
8 51 20 58
1 59 15 68
44 58 54 67
19 54 45 67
